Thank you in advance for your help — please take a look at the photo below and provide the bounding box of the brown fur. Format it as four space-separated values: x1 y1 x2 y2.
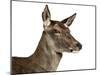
12 5 82 75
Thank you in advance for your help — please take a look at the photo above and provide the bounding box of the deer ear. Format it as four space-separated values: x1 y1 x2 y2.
42 5 51 28
61 13 76 26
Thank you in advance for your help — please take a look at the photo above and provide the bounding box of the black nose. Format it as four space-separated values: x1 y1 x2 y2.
70 49 73 52
76 43 82 49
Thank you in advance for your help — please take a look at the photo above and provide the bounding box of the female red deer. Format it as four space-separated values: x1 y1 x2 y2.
12 5 82 75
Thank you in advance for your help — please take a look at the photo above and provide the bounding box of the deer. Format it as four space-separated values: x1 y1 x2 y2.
12 5 82 75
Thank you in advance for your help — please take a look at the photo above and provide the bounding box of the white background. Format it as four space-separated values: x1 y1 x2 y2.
12 1 95 71
0 0 100 75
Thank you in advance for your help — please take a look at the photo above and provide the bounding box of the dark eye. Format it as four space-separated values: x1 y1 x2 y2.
53 29 60 33
53 29 61 36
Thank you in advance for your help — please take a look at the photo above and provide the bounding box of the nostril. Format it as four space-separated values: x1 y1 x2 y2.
76 43 82 49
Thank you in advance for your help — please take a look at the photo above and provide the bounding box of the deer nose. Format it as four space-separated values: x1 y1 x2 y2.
76 43 82 50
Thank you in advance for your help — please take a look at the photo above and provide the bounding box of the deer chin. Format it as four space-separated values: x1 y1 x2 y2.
67 50 80 53
72 50 80 53
65 48 80 53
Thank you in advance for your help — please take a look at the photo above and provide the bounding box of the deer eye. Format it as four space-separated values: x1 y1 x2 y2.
53 29 61 36
53 29 60 33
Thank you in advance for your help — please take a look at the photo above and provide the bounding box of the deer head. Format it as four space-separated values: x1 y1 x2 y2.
42 5 82 53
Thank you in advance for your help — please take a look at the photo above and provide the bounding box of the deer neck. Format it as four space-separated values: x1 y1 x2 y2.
30 31 62 71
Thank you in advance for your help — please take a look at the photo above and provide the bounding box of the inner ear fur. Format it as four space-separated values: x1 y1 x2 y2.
42 5 51 28
42 5 51 22
61 13 77 26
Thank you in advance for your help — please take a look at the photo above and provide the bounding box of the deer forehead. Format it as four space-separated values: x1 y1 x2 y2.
53 24 62 31
53 23 68 31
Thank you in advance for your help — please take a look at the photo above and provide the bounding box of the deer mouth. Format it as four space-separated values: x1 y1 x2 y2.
69 50 80 53
68 48 80 53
